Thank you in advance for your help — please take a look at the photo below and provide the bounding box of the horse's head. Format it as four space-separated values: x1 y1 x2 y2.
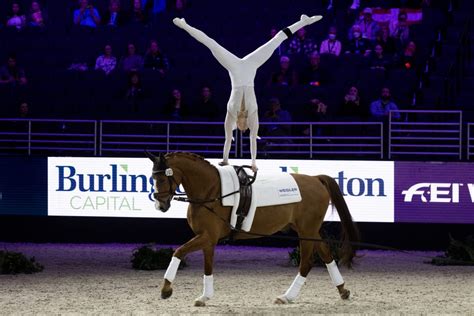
146 151 178 212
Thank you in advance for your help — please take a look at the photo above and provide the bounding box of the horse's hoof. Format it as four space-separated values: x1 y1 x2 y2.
194 300 206 307
161 288 173 299
340 289 350 300
274 295 289 304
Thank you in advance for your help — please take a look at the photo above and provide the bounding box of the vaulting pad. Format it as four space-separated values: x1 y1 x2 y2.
216 165 302 232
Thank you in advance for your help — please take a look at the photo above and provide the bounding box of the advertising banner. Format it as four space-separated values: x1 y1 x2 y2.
47 157 394 222
395 162 474 223
0 157 47 216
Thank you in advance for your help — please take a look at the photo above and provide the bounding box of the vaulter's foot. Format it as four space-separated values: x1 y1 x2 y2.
301 14 323 25
173 17 186 28
218 161 229 166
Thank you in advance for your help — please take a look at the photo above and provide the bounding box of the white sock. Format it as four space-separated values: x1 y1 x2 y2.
283 273 306 301
196 274 214 301
164 256 181 283
326 260 344 287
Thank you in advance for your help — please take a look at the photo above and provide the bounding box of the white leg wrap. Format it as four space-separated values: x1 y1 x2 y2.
326 260 344 287
280 273 306 302
164 256 181 283
196 274 214 302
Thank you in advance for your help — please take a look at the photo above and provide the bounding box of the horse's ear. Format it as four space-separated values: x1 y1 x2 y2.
145 150 158 162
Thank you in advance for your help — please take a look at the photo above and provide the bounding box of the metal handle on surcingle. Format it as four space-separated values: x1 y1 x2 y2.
238 165 257 185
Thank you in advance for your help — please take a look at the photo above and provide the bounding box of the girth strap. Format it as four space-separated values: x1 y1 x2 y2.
233 166 253 231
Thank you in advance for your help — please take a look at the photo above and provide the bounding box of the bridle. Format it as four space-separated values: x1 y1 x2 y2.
151 156 183 209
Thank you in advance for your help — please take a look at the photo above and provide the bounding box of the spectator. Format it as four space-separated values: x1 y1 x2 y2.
120 43 144 73
390 11 410 44
374 25 397 55
339 86 365 120
356 8 379 41
125 71 146 114
395 41 417 70
268 56 298 87
18 101 31 118
263 97 292 138
6 2 26 31
164 88 188 120
0 55 27 86
95 44 117 75
130 0 149 24
287 27 318 57
144 40 169 74
103 0 126 27
300 51 329 86
301 98 328 136
193 86 220 121
369 44 390 70
370 87 400 121
320 26 342 56
345 24 371 56
27 1 46 28
73 0 101 28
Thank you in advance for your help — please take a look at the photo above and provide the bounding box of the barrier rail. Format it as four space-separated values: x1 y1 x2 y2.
468 123 474 160
389 110 462 160
0 119 96 155
99 120 237 157
1 115 469 160
241 122 383 159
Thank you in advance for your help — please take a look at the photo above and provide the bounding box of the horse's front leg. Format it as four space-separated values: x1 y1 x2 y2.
194 245 215 306
161 234 211 300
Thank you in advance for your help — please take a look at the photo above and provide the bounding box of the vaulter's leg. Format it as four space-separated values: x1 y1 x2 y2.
247 111 259 172
194 245 215 307
219 112 235 167
161 233 213 299
314 241 350 299
275 239 313 304
243 14 323 67
173 18 240 70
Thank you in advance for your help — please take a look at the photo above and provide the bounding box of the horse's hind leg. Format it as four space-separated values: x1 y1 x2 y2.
314 241 350 300
275 240 314 304
194 245 215 307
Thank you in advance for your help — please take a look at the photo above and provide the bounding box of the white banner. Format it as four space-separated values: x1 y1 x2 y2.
48 157 394 222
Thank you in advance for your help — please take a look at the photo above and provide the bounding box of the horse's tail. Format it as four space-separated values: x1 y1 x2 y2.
317 175 360 268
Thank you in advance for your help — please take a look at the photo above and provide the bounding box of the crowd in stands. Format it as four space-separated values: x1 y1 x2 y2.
0 0 455 139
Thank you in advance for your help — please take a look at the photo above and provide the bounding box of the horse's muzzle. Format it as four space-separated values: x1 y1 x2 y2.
155 198 171 212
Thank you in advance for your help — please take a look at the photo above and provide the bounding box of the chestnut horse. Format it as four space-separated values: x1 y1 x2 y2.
147 152 359 306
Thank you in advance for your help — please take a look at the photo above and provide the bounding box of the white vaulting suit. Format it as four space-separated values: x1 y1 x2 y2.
173 15 322 171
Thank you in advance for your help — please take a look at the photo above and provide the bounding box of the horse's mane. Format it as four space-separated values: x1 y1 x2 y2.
164 152 213 167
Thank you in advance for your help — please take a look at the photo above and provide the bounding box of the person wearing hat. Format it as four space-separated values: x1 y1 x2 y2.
357 7 379 41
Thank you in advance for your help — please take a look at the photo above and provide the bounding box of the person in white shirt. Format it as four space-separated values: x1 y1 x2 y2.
320 26 342 56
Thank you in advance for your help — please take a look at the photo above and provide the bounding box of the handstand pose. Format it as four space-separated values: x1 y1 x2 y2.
174 15 322 171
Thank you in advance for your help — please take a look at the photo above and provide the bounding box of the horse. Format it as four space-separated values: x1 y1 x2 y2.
146 151 359 306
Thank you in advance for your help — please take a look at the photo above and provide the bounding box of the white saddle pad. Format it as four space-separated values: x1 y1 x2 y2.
216 165 302 232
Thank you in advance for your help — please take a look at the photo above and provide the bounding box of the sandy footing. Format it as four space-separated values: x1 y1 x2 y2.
0 243 472 314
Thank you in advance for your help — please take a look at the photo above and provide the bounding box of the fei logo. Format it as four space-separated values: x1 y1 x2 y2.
401 182 474 203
